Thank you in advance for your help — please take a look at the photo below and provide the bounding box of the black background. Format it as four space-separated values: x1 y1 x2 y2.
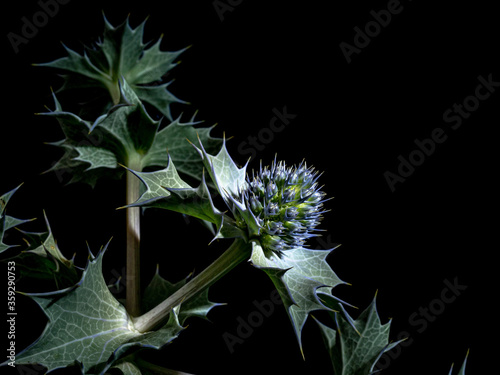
1 0 496 374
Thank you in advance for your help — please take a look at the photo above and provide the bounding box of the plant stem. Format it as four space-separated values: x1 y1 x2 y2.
126 157 142 317
108 80 121 105
133 238 252 332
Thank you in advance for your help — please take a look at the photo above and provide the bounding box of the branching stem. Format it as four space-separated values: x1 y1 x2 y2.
133 238 252 332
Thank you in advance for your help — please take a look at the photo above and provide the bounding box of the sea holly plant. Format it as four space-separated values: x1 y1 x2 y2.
37 15 222 317
1 14 470 375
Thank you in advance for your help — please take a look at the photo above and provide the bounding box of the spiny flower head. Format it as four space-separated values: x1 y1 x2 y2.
237 159 327 257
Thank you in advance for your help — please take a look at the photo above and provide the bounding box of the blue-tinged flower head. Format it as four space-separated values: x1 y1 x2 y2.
239 159 327 257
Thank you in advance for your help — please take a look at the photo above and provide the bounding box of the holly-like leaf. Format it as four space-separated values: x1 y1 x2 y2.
192 138 248 205
125 156 243 240
142 115 221 182
128 162 220 228
43 81 222 187
37 15 186 119
9 244 184 374
0 185 32 254
41 91 121 187
316 294 402 375
250 243 345 351
74 146 118 171
128 141 348 354
7 212 80 290
143 266 222 325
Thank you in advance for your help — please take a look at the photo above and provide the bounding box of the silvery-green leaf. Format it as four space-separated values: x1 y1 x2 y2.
126 158 242 240
0 185 32 254
74 146 118 171
317 295 403 375
37 15 185 119
142 115 221 181
0 188 78 289
8 212 80 289
250 242 344 351
43 81 221 187
9 245 184 374
143 266 222 325
192 138 248 205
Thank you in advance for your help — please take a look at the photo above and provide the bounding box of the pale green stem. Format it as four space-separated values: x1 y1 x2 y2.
126 156 143 317
108 80 121 105
133 238 252 332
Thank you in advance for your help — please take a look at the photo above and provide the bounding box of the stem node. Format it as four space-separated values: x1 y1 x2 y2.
133 238 251 332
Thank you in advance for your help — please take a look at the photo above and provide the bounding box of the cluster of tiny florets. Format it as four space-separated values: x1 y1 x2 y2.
242 160 327 257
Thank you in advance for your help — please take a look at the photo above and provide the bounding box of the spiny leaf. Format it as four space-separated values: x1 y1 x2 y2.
6 212 80 290
129 140 346 352
74 146 118 171
127 162 219 224
41 91 120 187
142 114 221 182
127 141 347 355
0 184 32 254
89 79 159 159
43 81 222 187
126 158 242 240
143 266 223 325
250 243 345 351
192 138 248 206
9 244 184 374
37 15 186 119
317 294 403 375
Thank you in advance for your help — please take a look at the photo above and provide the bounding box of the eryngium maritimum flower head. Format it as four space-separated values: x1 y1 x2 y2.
238 159 327 257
